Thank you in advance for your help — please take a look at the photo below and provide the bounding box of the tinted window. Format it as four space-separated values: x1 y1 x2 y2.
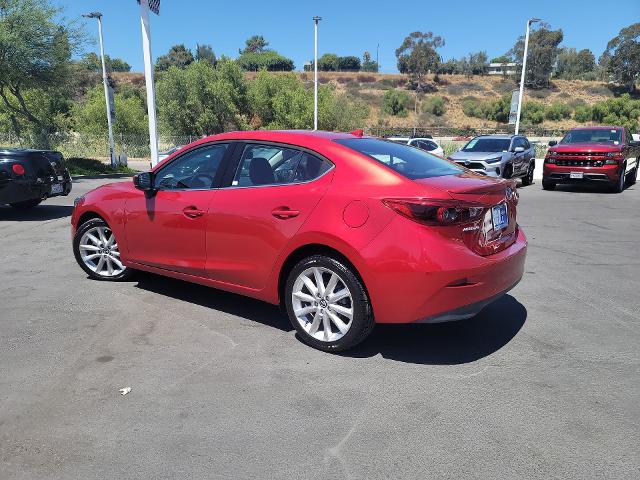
560 129 622 145
155 143 228 190
232 144 331 187
335 138 462 180
462 137 511 153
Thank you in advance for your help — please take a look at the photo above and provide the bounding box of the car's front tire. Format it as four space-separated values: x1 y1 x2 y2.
542 179 556 191
612 164 626 193
284 255 374 352
9 199 42 209
521 161 535 186
73 218 134 281
503 164 513 179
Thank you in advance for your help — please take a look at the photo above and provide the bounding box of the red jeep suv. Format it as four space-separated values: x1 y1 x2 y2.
543 126 640 193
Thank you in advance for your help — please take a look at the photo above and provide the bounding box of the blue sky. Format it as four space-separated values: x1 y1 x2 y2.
61 0 639 73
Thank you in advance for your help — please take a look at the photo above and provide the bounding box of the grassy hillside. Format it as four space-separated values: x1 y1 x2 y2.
112 71 631 133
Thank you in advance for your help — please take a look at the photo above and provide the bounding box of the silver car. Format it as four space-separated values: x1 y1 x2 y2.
448 135 536 184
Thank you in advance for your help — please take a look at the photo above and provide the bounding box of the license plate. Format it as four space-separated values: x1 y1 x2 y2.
50 183 63 194
57 175 64 181
491 203 508 231
570 171 583 179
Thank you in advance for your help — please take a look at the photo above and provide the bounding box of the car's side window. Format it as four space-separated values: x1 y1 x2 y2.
155 144 228 190
231 144 332 187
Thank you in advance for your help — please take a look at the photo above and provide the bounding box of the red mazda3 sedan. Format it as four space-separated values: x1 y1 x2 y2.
71 130 527 351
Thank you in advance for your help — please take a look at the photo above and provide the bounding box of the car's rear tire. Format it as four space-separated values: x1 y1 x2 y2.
627 165 637 186
612 164 626 193
284 255 374 352
9 199 42 209
542 179 556 191
521 161 535 186
73 218 134 281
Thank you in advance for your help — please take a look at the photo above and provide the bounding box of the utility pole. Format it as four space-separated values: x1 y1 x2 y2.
515 17 541 135
313 16 322 131
83 12 116 167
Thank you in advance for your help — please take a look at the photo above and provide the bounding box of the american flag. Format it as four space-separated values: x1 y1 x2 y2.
137 0 160 15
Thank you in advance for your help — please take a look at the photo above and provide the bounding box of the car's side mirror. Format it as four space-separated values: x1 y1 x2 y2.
513 146 525 153
133 172 154 192
548 140 558 147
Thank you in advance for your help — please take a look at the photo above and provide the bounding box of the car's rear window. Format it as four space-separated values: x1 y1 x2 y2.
335 138 462 180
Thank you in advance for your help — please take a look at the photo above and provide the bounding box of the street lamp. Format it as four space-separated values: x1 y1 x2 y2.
514 17 541 135
83 12 116 167
313 16 322 131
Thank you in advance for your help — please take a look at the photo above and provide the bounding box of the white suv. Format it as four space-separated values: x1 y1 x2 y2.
387 137 444 157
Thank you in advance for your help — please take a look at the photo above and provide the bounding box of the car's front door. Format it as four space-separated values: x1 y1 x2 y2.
124 143 231 276
205 142 334 290
511 137 527 175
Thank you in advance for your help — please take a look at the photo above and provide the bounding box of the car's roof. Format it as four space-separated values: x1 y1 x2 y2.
569 126 622 130
474 135 516 140
205 130 366 142
0 148 59 157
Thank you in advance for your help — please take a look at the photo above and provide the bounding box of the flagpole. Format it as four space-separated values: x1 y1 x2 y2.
140 0 159 166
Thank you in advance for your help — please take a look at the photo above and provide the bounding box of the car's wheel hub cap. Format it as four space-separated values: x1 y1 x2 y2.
291 266 354 342
78 226 125 277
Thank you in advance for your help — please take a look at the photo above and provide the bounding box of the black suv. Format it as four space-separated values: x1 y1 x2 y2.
0 148 72 209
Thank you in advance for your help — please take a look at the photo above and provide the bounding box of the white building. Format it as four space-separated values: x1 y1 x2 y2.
488 62 518 75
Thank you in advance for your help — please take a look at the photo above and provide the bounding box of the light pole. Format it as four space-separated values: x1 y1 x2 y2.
83 12 116 167
313 16 322 131
515 17 541 135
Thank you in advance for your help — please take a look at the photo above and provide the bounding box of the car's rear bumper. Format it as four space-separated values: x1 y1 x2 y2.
0 175 72 205
360 216 527 324
543 163 623 183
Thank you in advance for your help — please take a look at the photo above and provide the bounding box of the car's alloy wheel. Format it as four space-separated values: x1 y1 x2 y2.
285 255 374 352
73 219 133 281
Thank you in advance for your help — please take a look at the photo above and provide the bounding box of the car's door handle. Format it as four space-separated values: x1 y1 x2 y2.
271 207 300 219
183 206 205 218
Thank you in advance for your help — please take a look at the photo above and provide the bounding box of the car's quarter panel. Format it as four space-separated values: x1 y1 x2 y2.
123 189 216 276
205 171 333 290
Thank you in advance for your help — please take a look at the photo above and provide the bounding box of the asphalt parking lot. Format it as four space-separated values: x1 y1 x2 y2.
1 176 639 479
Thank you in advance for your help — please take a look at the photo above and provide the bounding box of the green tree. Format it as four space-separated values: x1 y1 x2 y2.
247 71 367 130
337 56 361 71
555 48 596 79
491 55 511 64
0 0 82 144
156 60 248 136
72 84 147 136
156 44 194 71
317 53 339 72
395 31 445 91
241 35 269 54
509 26 563 88
81 53 131 72
468 51 488 75
362 51 378 72
236 50 294 71
601 23 640 92
195 44 217 67
382 89 411 117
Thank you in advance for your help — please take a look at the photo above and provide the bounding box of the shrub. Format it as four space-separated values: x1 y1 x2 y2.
522 101 546 124
462 97 483 118
356 74 376 83
382 89 411 117
545 102 572 121
422 96 446 116
573 105 592 122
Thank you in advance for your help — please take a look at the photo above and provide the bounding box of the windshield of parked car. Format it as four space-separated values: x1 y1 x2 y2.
335 138 462 180
560 129 622 145
462 137 511 152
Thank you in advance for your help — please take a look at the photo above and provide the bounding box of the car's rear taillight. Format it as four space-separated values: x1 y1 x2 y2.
382 198 484 226
12 164 25 176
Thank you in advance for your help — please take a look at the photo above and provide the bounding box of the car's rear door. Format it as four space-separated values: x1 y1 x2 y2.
124 142 233 276
205 142 334 290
